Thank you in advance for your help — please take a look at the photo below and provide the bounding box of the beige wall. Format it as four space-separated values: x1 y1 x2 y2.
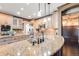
0 13 13 26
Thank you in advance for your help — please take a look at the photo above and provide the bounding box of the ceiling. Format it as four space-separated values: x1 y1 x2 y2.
0 3 65 19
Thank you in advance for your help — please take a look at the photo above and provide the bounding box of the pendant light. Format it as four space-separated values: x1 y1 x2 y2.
43 3 47 28
48 3 51 21
48 3 52 27
45 3 46 16
37 3 41 17
43 3 47 23
48 3 50 14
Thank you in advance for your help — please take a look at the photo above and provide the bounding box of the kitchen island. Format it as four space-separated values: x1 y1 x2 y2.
0 34 64 56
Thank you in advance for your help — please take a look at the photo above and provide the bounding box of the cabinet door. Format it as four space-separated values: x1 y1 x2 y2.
13 17 17 26
13 17 22 29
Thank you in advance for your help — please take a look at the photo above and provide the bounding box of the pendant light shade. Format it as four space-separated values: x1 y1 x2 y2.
43 3 47 23
37 11 41 17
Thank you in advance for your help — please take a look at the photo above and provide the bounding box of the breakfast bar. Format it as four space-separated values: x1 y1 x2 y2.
0 35 64 56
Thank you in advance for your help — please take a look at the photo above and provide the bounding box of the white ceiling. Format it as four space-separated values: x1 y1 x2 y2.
0 3 65 19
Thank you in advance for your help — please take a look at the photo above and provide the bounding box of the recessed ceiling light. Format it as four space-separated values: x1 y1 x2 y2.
37 11 41 17
26 3 30 5
17 11 20 15
20 8 24 11
28 16 31 18
33 13 36 16
0 6 2 9
40 10 42 12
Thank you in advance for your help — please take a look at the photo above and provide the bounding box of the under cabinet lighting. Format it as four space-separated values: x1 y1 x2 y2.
33 13 36 16
43 19 47 23
28 47 31 50
26 3 30 5
17 52 21 56
0 6 2 9
20 8 24 11
43 52 47 56
47 50 51 55
28 16 31 18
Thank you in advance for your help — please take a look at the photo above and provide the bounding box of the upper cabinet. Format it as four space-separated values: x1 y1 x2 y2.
12 17 23 29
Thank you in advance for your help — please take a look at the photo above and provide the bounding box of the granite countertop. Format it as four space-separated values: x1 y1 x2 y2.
0 34 28 45
0 35 64 56
0 34 26 39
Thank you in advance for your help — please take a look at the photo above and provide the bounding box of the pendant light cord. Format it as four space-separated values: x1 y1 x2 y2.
45 3 46 15
48 3 50 14
39 3 40 12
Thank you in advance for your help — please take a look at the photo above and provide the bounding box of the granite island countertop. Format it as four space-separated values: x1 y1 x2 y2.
0 35 64 56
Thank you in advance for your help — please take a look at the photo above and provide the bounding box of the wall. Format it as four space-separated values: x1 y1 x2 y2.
0 13 13 33
0 13 13 26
